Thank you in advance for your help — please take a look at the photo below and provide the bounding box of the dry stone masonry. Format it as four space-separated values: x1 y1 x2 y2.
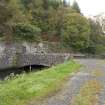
0 43 71 70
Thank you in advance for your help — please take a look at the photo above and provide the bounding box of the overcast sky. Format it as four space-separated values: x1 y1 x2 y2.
67 0 105 16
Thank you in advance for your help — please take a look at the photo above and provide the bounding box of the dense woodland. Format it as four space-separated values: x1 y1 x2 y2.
0 0 105 54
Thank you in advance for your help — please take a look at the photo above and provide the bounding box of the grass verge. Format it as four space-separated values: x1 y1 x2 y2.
0 60 80 105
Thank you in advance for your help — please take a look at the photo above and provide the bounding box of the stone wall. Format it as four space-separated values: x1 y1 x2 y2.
0 53 71 69
17 53 71 67
0 42 71 70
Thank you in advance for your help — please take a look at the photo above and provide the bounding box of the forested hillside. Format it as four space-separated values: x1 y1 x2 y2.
0 0 105 54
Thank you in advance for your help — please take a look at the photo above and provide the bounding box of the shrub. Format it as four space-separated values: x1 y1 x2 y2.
14 23 41 42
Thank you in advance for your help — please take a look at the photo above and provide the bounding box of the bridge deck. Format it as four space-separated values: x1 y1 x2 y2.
0 53 71 70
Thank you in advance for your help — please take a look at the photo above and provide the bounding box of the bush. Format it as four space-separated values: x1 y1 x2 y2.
95 45 105 55
14 23 41 42
61 13 91 52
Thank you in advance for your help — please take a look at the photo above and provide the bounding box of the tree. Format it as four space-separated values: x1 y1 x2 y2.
0 0 27 44
48 6 76 36
72 0 81 13
88 19 102 43
87 19 105 54
61 13 91 52
43 0 49 10
48 0 62 9
0 0 15 44
0 0 95 54
14 23 41 42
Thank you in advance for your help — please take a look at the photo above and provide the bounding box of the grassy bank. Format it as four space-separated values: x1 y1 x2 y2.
0 60 80 105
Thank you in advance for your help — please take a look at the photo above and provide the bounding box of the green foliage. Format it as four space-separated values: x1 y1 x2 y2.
8 0 30 25
14 23 41 42
86 19 105 54
47 6 76 36
49 0 62 9
0 0 12 24
0 61 80 105
61 13 91 52
0 0 104 54
95 45 105 54
0 0 28 44
72 1 81 13
89 19 102 43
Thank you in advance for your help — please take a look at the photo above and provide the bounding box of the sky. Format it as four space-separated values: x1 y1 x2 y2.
67 0 105 16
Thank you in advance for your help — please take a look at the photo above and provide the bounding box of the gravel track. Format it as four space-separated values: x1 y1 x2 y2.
30 59 105 105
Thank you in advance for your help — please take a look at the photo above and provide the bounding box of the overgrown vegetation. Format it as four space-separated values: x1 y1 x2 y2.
61 13 91 52
0 61 80 105
0 0 105 54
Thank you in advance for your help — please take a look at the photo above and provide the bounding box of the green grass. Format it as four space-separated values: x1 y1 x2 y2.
0 60 80 105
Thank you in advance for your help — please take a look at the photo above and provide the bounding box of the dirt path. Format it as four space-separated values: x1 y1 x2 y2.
30 59 105 105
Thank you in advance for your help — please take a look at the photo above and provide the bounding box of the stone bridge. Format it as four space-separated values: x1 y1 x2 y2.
0 43 86 70
0 53 71 70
